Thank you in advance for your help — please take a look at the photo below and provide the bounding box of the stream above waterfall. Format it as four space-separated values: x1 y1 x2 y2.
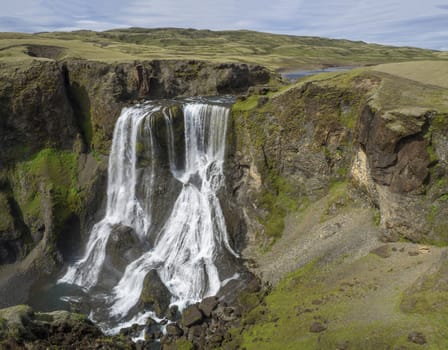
27 96 243 333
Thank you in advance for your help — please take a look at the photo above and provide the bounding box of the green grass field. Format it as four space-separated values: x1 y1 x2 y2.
0 28 445 71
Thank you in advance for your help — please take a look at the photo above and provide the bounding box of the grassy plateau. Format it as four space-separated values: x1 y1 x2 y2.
0 28 446 71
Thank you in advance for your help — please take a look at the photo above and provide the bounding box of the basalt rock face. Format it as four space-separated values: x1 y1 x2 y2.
353 105 446 243
0 58 274 308
63 59 273 153
229 71 448 249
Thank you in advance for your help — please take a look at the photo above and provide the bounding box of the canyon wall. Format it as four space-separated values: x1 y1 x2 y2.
0 59 273 306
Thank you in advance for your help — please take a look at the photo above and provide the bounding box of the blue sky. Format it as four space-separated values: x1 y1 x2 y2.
1 0 447 50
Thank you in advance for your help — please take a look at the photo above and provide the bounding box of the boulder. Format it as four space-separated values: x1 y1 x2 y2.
198 297 219 318
105 224 142 272
140 270 171 318
408 331 426 345
309 322 327 333
370 245 392 258
182 304 204 327
165 323 183 337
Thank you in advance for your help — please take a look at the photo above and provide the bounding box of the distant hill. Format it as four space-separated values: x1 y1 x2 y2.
0 28 446 70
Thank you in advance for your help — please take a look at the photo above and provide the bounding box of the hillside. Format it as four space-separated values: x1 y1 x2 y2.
221 60 448 349
0 28 445 71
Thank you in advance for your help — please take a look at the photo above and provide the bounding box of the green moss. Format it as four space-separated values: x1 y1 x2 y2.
427 143 438 164
259 174 299 241
401 256 448 317
13 148 81 230
373 208 381 226
428 205 438 225
232 95 259 112
174 339 193 350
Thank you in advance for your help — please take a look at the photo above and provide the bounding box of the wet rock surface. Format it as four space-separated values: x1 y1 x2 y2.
0 305 134 349
140 271 172 319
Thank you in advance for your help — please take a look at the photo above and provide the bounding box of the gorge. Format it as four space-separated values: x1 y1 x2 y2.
0 50 448 349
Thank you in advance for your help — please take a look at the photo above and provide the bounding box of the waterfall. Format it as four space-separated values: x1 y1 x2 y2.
58 99 238 330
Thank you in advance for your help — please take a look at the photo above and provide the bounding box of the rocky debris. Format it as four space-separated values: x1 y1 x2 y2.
122 296 249 350
182 304 204 327
309 322 327 333
198 296 219 318
165 323 183 337
0 305 133 349
371 245 392 258
408 331 427 345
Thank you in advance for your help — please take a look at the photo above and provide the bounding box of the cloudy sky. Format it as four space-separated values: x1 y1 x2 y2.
1 0 447 50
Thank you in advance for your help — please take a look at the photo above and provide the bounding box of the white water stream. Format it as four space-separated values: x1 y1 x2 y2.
59 100 238 330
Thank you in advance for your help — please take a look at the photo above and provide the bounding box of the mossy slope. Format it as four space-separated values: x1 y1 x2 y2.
231 244 448 350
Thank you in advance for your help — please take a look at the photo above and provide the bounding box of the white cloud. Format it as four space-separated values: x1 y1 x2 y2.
0 0 446 50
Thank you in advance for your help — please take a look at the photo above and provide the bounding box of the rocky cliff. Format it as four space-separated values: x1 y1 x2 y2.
0 58 273 308
1 57 448 349
219 63 448 350
229 67 448 250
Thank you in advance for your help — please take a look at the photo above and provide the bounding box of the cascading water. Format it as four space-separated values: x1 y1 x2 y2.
58 98 238 331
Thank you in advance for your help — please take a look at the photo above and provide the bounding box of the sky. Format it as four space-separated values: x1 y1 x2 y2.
0 0 447 50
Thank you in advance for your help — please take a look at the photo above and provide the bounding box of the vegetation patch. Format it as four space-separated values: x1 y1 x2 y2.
259 173 299 241
12 148 81 232
230 248 448 350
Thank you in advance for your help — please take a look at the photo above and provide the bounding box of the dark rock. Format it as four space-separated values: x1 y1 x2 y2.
165 323 183 337
408 251 420 256
146 317 158 327
257 96 269 107
371 245 392 258
140 270 171 318
136 340 145 350
102 224 143 285
212 305 237 322
408 331 426 345
182 304 204 327
309 322 327 333
188 324 204 339
167 305 180 321
199 296 219 318
209 333 224 344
